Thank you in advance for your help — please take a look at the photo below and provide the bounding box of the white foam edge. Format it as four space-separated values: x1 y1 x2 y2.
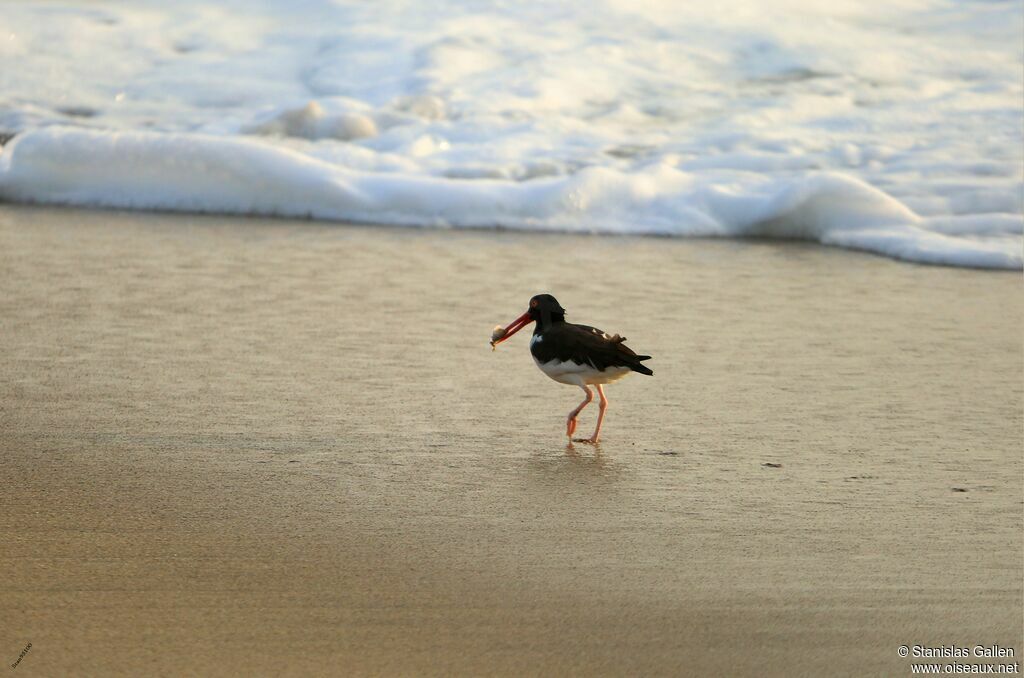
0 126 1019 270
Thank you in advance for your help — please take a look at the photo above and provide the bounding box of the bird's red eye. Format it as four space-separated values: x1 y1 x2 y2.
530 299 538 308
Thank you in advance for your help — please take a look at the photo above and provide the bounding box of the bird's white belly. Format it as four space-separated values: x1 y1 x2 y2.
533 358 631 386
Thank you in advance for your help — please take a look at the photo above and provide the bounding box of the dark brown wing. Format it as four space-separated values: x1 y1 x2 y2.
531 323 653 375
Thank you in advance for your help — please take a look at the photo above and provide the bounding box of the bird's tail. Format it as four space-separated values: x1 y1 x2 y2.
631 356 653 376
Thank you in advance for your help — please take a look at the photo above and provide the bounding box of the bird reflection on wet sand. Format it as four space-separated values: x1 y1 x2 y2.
521 444 623 492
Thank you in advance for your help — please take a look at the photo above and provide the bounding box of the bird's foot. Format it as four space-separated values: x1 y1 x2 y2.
572 437 601 445
566 416 578 437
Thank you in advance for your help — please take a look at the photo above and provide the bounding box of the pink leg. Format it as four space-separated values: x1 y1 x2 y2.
587 385 608 443
566 385 593 438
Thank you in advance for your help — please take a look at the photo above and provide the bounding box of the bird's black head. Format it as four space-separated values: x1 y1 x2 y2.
527 294 566 324
491 293 567 348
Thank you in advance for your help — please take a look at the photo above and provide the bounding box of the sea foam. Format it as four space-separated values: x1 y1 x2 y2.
0 0 1020 268
2 127 1018 269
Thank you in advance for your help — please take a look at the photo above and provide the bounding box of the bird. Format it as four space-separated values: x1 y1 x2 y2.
490 294 653 443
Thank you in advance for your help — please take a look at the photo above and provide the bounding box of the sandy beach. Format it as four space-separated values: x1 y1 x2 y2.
1 205 1021 676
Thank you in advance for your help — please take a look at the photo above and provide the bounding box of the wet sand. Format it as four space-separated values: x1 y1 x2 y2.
1 205 1021 676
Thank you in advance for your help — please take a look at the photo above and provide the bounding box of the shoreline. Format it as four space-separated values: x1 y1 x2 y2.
2 205 1021 676
6 200 1024 273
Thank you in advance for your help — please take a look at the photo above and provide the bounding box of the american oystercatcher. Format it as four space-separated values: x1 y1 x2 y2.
491 294 653 443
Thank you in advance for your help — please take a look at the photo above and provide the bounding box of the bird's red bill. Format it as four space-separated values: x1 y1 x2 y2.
491 310 533 347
